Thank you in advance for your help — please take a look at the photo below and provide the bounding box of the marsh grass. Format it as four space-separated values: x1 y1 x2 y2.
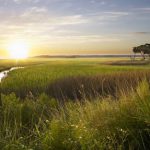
2 58 150 99
107 60 150 66
0 80 150 149
1 59 150 149
2 68 150 101
47 71 150 100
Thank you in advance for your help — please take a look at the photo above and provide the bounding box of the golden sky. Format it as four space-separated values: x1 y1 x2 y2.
0 0 150 58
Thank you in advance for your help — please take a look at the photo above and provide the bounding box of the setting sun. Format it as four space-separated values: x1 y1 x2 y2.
7 40 29 59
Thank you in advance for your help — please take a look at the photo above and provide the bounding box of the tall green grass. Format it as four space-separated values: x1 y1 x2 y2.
0 58 46 71
2 59 150 99
0 80 150 149
1 59 150 149
47 71 150 100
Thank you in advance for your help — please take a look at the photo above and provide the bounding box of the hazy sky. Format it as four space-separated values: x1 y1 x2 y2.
0 0 150 57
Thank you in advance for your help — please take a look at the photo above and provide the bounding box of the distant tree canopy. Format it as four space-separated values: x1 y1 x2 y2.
133 43 150 59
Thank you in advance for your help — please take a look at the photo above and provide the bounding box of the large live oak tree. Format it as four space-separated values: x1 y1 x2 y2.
133 44 150 59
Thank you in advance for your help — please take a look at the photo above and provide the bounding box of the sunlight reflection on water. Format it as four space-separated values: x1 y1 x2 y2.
0 67 24 82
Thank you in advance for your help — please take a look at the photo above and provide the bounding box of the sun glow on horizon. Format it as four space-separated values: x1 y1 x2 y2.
7 40 29 59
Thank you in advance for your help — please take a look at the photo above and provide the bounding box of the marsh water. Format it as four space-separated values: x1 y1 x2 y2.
0 67 24 82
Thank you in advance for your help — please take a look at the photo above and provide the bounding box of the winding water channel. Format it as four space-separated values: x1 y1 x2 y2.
0 67 24 82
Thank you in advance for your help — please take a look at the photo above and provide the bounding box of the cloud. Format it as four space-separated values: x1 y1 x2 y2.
137 7 150 11
83 11 129 23
0 6 129 47
20 6 129 26
13 0 39 4
54 15 88 25
104 12 129 16
36 35 120 45
18 7 88 25
133 32 150 35
133 7 150 13
90 0 106 5
21 7 48 17
98 11 129 21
